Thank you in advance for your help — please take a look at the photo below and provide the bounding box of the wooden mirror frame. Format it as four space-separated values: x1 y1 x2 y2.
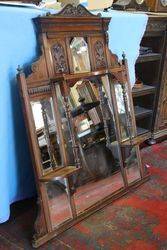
17 4 150 247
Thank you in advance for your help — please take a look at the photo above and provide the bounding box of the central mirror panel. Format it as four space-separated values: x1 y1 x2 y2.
70 37 91 73
31 98 62 172
64 76 125 214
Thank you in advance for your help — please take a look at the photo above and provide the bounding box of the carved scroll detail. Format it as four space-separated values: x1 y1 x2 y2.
52 43 68 73
33 198 47 244
94 41 107 69
147 22 166 32
54 4 96 17
27 54 49 84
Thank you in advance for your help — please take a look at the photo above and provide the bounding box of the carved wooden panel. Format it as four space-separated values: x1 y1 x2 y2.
94 40 107 69
155 45 167 131
53 4 95 17
27 53 49 87
50 39 69 74
89 37 107 71
33 198 47 244
146 20 166 32
28 85 51 96
0 0 41 4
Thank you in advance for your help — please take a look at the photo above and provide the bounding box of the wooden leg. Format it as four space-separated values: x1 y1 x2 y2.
146 137 156 146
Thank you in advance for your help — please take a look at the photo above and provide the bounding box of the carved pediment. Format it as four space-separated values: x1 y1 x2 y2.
0 0 42 4
53 4 97 17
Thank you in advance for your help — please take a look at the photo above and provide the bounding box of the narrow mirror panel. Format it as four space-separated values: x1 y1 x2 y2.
46 180 73 228
55 85 76 166
70 37 91 73
122 146 141 184
114 84 135 142
31 98 62 172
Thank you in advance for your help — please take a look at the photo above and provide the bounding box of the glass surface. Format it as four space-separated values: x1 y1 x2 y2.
114 83 135 142
31 98 62 172
68 77 124 214
70 37 91 73
55 85 75 166
160 0 167 7
46 180 72 228
123 146 141 184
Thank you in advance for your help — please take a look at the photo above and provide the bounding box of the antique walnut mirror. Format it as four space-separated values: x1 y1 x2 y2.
17 4 150 247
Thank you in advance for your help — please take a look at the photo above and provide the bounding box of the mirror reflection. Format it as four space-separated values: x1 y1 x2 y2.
70 37 91 73
65 77 124 213
114 84 135 142
31 98 62 172
123 146 141 184
46 180 72 228
55 85 75 166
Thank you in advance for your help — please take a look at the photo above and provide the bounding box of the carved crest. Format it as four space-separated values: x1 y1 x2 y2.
52 43 68 73
94 41 107 69
54 4 96 17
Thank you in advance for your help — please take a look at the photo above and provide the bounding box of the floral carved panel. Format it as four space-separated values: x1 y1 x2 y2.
52 42 68 74
94 40 107 69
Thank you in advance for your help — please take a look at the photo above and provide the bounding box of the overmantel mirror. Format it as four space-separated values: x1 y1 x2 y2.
17 4 150 248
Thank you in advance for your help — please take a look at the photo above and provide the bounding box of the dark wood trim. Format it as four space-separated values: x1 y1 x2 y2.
33 174 150 248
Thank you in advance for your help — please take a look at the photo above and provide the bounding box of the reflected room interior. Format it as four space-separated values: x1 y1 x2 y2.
15 6 152 247
30 74 142 229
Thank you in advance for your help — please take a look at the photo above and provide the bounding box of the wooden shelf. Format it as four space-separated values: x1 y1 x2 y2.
136 53 161 63
39 166 79 182
134 16 167 142
120 137 144 146
134 106 153 120
51 66 124 84
120 127 151 147
137 127 150 136
132 85 156 97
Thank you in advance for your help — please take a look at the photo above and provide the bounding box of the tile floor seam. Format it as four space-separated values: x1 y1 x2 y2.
0 233 24 250
56 238 74 249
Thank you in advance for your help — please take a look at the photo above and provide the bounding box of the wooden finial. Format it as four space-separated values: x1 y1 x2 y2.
17 65 23 73
122 51 126 60
122 51 126 65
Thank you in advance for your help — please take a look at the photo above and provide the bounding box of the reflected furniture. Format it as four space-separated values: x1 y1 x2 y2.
133 14 167 144
17 4 150 247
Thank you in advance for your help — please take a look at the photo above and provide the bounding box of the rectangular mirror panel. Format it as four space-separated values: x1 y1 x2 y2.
31 98 62 172
46 180 73 228
122 146 141 184
69 77 125 214
55 85 75 166
114 84 135 142
70 37 91 73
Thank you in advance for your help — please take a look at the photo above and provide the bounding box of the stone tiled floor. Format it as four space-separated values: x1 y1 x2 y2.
0 141 167 250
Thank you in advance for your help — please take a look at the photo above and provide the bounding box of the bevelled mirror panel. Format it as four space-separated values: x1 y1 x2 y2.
70 37 91 73
46 180 73 228
114 84 135 142
123 146 141 184
67 77 124 214
31 98 62 172
54 85 76 166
